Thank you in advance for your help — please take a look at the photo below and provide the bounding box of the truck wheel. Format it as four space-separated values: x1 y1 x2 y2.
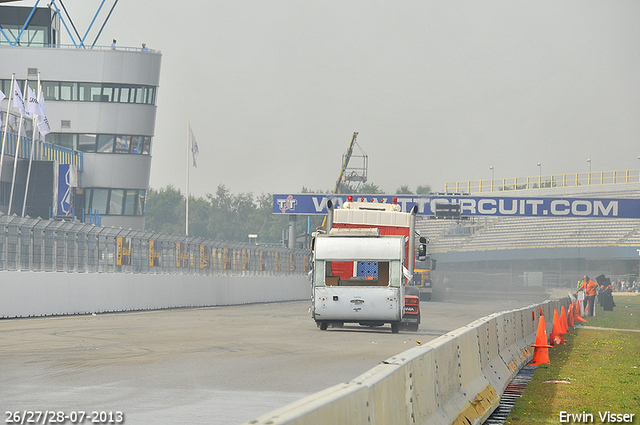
391 322 400 333
319 322 328 331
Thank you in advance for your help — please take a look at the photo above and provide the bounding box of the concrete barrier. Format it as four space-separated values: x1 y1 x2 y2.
244 298 570 425
0 271 310 318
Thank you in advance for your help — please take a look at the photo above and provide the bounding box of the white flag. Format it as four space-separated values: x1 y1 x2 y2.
26 86 44 118
0 89 5 127
189 124 199 167
37 93 51 137
13 81 32 118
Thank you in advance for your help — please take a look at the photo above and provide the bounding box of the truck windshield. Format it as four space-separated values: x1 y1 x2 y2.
315 259 401 287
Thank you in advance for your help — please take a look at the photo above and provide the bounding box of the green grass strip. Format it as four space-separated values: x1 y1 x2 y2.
506 294 640 424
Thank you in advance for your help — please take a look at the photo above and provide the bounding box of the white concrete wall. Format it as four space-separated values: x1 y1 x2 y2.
0 271 311 318
244 298 569 425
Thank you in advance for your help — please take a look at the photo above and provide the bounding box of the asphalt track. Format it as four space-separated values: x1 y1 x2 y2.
1 288 549 424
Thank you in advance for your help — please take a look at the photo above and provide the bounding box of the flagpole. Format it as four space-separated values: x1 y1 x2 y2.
186 120 190 236
22 74 41 217
8 79 29 215
0 73 16 202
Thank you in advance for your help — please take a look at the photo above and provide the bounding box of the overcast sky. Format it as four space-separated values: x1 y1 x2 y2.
14 1 640 197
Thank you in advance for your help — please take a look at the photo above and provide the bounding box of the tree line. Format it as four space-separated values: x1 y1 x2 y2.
145 183 431 244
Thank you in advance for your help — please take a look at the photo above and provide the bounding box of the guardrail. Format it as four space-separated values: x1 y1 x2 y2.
0 214 310 276
244 298 569 425
445 169 640 193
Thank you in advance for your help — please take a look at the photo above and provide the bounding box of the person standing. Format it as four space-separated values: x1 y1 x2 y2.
111 39 117 50
575 275 598 316
141 43 149 52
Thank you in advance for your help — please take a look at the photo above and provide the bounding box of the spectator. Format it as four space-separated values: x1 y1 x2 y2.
142 43 149 52
575 275 598 316
111 39 117 50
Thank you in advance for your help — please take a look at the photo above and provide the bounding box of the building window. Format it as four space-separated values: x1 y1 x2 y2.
91 188 110 215
0 25 47 46
78 134 98 152
123 190 136 215
47 133 151 155
97 135 115 153
108 189 124 215
84 188 146 216
115 135 130 153
60 82 78 101
2 79 156 105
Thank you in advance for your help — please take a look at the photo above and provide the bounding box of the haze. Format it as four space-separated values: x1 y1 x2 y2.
11 1 640 196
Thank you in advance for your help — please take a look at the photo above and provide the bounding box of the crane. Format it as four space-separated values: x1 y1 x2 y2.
333 132 368 194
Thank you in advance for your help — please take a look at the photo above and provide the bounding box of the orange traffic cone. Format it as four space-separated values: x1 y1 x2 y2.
549 310 565 345
530 315 552 365
560 305 569 334
585 300 592 317
574 299 587 323
567 303 575 328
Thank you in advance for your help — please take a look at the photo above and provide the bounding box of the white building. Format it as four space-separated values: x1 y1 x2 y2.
0 3 161 230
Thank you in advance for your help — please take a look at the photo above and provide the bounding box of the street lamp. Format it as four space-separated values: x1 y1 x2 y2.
537 163 542 188
587 158 591 174
489 165 494 181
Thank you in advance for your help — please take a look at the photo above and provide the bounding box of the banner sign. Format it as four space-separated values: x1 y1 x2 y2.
176 242 188 268
149 240 161 267
199 245 210 269
55 164 77 216
273 194 640 219
116 237 132 266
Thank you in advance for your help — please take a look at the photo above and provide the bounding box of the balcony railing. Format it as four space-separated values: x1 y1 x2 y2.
0 131 83 171
445 170 640 194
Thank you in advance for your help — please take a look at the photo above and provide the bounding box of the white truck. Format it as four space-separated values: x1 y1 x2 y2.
310 197 424 333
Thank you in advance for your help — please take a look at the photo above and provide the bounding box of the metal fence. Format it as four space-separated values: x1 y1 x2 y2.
0 214 311 276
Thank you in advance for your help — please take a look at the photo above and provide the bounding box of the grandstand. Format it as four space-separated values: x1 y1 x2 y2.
418 177 640 289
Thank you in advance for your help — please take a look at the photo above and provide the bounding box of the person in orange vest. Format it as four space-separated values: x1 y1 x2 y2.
575 275 598 316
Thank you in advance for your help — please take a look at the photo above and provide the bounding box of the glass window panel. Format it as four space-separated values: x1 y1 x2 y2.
135 87 144 104
123 190 136 215
92 85 104 101
91 188 109 215
27 80 38 94
112 87 120 103
97 135 115 153
114 135 130 153
108 189 124 215
57 134 76 150
44 133 57 145
79 83 91 101
147 87 155 104
130 136 141 154
141 137 151 155
136 190 146 215
78 134 97 152
102 86 114 102
23 27 46 46
42 81 59 101
120 87 130 103
79 83 102 101
85 188 92 211
60 82 77 101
